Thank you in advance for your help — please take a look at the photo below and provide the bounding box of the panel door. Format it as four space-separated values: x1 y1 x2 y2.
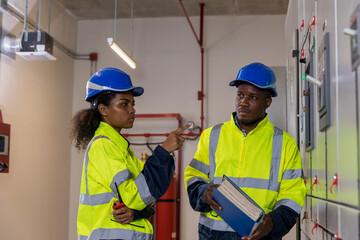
336 0 359 208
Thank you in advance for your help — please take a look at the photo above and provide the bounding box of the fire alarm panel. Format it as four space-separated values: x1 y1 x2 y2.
0 110 10 173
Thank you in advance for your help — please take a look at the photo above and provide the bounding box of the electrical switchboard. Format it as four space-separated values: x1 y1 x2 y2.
286 1 360 239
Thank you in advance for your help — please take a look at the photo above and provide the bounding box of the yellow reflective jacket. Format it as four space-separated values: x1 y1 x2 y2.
78 122 174 240
184 114 306 232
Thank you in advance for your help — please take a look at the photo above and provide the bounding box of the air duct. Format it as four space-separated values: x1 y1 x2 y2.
15 0 56 61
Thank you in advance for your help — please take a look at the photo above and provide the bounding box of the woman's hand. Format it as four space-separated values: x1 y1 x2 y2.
111 206 134 224
161 124 191 153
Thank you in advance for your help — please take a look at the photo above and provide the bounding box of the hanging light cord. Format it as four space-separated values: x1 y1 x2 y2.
48 0 52 33
20 0 29 44
130 0 134 58
37 0 42 42
113 0 117 41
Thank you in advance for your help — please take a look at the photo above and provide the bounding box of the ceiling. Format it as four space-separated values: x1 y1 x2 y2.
56 0 289 20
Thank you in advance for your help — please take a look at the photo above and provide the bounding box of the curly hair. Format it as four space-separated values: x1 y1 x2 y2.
70 91 117 151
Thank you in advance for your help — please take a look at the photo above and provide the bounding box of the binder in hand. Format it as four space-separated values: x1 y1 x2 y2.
212 175 265 237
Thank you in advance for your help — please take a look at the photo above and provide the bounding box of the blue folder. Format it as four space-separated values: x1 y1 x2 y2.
211 175 265 237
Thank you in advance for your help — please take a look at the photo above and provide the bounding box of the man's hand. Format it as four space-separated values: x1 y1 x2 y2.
161 124 191 153
241 214 274 240
111 206 134 224
203 184 222 211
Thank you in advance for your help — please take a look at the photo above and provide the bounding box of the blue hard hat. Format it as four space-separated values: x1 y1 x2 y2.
229 62 277 97
85 67 144 101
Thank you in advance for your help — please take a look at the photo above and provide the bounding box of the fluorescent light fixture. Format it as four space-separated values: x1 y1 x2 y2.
107 37 136 69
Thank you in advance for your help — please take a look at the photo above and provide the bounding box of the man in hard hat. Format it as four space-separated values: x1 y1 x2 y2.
184 62 306 240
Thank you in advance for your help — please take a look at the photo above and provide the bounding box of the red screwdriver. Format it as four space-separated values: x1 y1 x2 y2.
113 182 125 210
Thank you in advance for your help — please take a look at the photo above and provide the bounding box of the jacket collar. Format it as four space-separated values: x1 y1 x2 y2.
231 112 269 136
95 121 130 149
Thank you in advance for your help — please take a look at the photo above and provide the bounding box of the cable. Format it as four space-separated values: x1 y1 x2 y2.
113 0 117 41
37 0 42 42
48 0 51 33
130 0 134 58
145 141 154 153
186 126 201 141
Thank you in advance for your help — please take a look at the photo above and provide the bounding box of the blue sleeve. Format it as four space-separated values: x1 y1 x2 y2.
133 204 155 220
141 145 175 200
187 180 212 212
267 205 299 239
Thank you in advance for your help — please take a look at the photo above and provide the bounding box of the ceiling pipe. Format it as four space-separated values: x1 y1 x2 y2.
179 0 205 133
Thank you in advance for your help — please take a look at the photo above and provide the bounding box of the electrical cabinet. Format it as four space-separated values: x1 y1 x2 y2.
326 202 338 238
349 5 360 70
337 1 359 209
286 0 360 239
339 206 359 239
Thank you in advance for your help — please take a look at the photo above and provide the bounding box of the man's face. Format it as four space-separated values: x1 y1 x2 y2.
235 83 272 131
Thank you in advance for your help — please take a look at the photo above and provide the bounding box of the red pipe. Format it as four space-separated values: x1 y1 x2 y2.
122 113 201 138
124 113 184 240
123 132 201 138
199 4 205 131
135 113 181 120
179 0 205 132
179 0 200 45
176 118 182 240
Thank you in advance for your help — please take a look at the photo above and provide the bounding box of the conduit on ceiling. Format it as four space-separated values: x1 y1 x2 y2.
1 0 98 74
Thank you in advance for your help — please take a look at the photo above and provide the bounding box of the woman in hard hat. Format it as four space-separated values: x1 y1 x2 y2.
71 67 189 240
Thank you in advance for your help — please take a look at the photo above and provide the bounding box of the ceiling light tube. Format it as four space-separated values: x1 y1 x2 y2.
107 37 136 69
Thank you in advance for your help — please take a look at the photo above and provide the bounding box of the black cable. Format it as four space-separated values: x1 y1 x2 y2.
145 141 154 153
186 126 202 141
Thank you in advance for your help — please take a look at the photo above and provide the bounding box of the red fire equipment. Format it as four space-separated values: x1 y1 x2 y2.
155 173 177 240
0 110 10 173
123 113 193 240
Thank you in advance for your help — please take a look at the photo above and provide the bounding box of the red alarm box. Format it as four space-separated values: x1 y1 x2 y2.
0 110 10 173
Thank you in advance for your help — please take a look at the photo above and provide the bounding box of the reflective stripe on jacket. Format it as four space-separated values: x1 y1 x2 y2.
184 114 306 232
77 122 154 240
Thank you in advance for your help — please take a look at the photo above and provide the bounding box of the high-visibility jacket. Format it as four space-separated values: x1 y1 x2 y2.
78 122 174 240
184 114 306 233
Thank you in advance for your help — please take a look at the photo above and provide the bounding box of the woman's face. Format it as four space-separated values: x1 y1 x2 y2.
99 91 136 132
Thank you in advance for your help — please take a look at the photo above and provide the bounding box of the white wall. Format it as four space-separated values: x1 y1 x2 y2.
70 14 291 240
0 0 77 239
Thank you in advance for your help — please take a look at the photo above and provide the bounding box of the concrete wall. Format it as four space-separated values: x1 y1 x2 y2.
0 0 77 239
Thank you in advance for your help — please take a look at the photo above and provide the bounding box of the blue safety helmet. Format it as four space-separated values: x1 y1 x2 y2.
85 67 144 102
229 62 277 97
